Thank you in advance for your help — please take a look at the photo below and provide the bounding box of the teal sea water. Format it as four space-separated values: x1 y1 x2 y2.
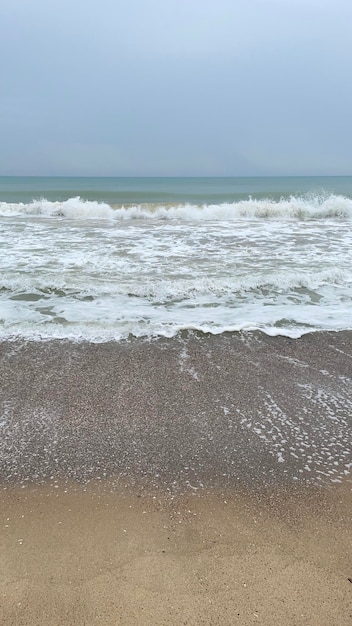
1 176 352 340
1 175 352 204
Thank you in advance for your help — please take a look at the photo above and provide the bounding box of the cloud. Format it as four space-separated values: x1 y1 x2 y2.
1 0 352 174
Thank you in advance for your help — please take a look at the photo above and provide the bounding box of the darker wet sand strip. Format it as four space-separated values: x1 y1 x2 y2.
1 331 351 489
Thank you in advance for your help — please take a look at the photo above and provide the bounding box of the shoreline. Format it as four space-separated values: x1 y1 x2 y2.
1 325 352 344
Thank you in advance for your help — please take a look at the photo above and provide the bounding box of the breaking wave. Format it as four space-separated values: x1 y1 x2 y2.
1 267 349 302
1 193 352 220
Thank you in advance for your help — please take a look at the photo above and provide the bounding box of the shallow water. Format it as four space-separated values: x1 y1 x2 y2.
1 176 352 340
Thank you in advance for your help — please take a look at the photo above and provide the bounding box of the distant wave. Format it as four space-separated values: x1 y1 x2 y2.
0 197 115 219
1 194 352 220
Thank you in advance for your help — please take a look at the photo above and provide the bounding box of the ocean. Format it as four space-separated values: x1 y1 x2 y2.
1 175 352 341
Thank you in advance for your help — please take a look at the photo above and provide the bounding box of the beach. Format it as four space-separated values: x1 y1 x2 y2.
1 481 351 625
1 331 351 624
1 175 352 623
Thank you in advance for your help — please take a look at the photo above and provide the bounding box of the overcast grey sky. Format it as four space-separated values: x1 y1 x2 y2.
1 0 351 176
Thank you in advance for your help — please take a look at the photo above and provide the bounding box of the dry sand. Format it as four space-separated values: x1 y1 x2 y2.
0 482 351 626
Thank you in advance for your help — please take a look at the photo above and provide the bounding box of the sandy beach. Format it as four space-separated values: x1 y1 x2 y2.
1 331 351 624
1 482 351 625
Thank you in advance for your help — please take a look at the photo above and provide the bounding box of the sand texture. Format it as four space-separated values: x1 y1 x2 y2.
1 331 352 490
1 484 351 626
0 331 351 624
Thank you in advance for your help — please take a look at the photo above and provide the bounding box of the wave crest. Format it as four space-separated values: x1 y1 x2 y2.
1 194 352 220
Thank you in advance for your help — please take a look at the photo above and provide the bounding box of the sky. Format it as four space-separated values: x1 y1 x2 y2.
1 0 352 176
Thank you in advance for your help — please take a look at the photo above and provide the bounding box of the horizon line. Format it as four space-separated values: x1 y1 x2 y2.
1 174 352 179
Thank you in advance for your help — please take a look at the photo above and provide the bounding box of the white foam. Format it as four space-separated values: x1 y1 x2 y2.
1 266 349 300
1 194 352 340
1 193 352 220
0 197 115 219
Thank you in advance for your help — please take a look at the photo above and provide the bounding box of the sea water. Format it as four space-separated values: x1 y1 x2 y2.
1 176 352 341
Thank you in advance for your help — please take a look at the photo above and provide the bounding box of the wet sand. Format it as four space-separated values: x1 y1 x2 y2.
0 331 352 623
1 331 352 488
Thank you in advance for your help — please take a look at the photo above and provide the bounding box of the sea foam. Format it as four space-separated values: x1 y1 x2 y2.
1 193 352 220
